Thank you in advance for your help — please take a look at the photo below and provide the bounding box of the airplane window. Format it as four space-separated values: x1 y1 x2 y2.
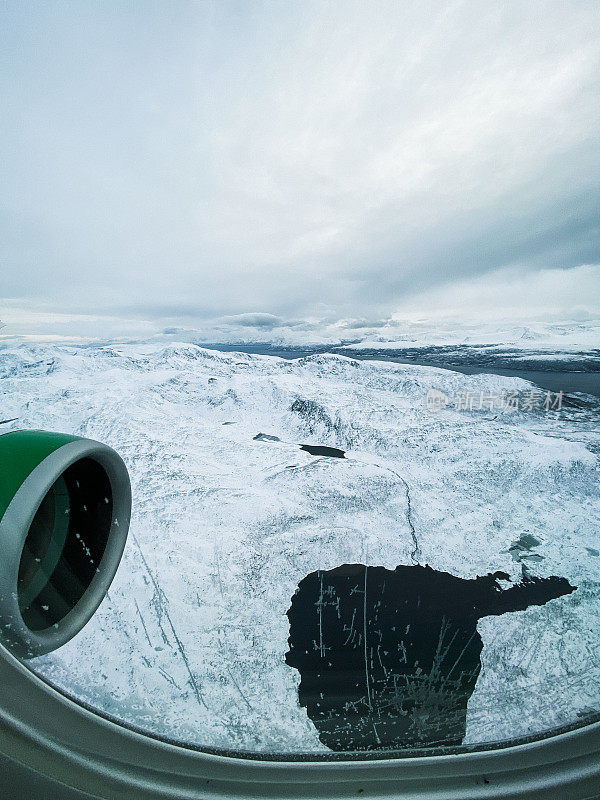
3 343 598 757
1 0 598 769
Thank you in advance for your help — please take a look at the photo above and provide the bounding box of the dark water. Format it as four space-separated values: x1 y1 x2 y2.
300 444 345 458
197 343 600 398
253 433 346 459
372 360 600 398
285 564 575 751
508 533 544 564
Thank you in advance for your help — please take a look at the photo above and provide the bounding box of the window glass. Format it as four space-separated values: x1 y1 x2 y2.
4 342 599 756
1 0 599 760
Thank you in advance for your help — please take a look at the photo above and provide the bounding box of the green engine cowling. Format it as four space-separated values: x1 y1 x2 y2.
0 430 131 658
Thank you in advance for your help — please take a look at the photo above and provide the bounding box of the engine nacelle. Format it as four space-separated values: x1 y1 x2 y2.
0 431 131 658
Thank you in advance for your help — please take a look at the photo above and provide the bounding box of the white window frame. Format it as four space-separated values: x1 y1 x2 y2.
1 644 599 799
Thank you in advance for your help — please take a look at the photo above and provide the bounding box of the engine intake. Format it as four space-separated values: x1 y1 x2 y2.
0 431 131 658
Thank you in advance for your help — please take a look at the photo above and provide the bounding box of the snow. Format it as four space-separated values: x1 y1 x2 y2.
1 317 598 355
337 320 600 353
1 342 599 753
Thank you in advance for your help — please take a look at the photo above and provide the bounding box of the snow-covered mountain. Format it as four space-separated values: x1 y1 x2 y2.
1 342 599 753
2 317 599 357
338 319 600 353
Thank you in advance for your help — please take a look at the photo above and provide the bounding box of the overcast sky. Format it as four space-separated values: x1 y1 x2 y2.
1 1 599 340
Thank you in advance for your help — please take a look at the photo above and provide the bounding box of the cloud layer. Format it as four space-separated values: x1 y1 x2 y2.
1 1 598 336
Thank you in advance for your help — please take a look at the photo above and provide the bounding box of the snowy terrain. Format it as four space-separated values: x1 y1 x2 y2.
2 317 599 359
332 320 600 378
1 342 599 754
338 320 600 353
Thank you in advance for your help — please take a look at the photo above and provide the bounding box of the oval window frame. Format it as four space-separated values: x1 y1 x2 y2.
0 642 599 800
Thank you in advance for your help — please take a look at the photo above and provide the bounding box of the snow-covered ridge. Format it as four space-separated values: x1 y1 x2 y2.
1 342 599 753
1 317 598 355
338 320 600 353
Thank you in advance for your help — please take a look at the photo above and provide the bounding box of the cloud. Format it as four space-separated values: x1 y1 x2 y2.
0 1 598 332
341 319 391 330
219 313 286 329
392 263 600 324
